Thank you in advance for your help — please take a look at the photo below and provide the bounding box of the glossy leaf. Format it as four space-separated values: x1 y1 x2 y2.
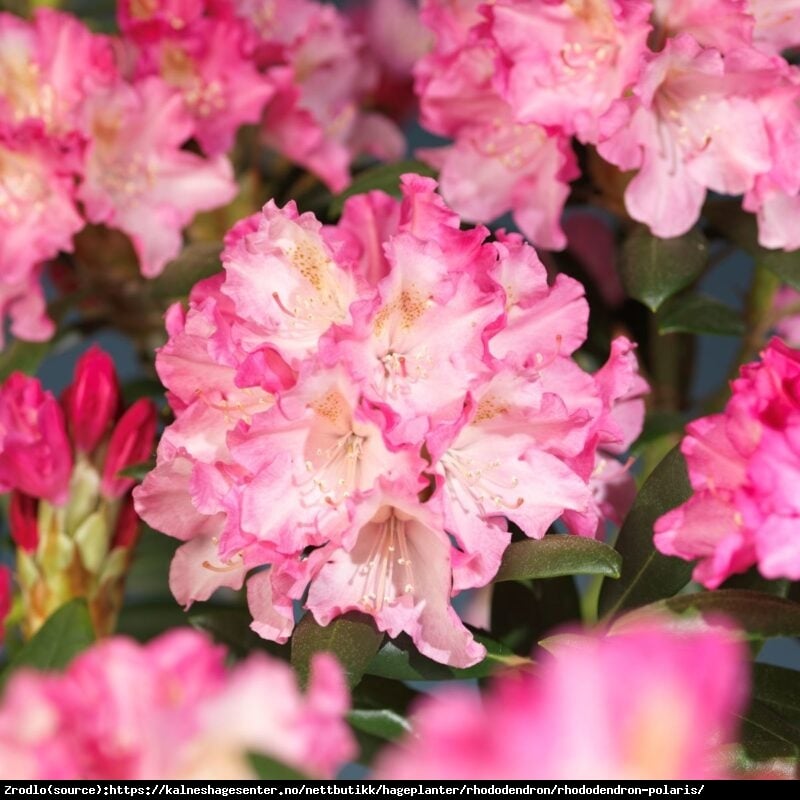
738 700 800 761
329 160 437 217
494 536 621 583
148 242 223 299
365 630 529 682
619 226 709 311
348 709 411 742
752 664 800 717
116 458 156 481
248 753 310 780
615 590 800 640
291 612 384 689
599 445 694 618
190 607 289 660
1 599 95 687
0 339 51 383
657 293 745 337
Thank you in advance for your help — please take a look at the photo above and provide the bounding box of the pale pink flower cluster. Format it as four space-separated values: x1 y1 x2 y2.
415 0 800 251
376 619 747 780
0 630 354 779
655 338 800 587
0 1 405 346
134 175 647 668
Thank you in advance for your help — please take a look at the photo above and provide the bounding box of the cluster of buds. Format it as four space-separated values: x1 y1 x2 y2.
0 348 156 638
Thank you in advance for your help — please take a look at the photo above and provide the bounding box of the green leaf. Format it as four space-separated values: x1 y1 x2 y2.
599 445 694 618
494 536 621 583
657 293 745 337
615 590 800 640
329 160 437 217
619 226 709 311
248 753 310 780
190 607 288 660
365 630 529 682
116 458 156 481
738 700 800 761
1 599 95 687
117 602 191 643
752 664 800 717
291 612 384 689
148 241 223 299
348 709 411 742
0 339 51 383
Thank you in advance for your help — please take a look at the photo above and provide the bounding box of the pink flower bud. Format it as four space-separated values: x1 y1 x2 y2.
112 494 140 550
0 565 11 643
101 398 157 500
0 373 72 505
65 346 120 454
9 491 38 553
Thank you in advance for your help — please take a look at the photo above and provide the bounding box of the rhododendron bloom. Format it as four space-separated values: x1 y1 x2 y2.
598 34 772 238
651 0 754 52
655 338 800 586
748 0 800 54
0 630 355 779
376 620 747 779
78 78 236 277
136 175 646 667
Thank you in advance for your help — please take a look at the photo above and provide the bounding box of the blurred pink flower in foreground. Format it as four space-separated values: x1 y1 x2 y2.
655 338 800 586
0 630 354 779
376 619 747 779
135 175 647 667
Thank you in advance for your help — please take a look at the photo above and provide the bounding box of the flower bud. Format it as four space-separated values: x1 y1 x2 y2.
9 491 38 553
101 398 157 500
0 565 11 643
65 346 120 454
0 374 72 505
112 494 140 550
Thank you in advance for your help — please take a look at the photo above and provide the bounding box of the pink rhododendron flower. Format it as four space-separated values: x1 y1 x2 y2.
655 338 800 586
748 0 800 54
488 0 652 142
651 0 754 52
598 34 773 238
376 620 747 779
78 77 236 277
136 176 647 667
0 630 355 779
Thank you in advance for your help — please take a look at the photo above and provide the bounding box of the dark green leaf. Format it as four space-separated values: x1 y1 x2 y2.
657 293 745 337
125 527 179 600
752 664 800 717
329 160 437 217
0 339 51 383
190 606 288 660
291 612 384 689
759 249 800 292
494 536 621 583
348 709 411 742
599 445 694 618
2 599 95 687
117 602 191 642
619 226 709 311
121 378 166 405
492 577 581 655
616 590 800 640
248 753 310 780
117 458 156 481
738 700 800 761
365 630 529 682
148 242 223 299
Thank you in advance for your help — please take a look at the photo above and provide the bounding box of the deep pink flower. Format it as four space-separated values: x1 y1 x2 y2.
64 346 120 454
0 566 10 643
376 620 747 779
9 491 38 554
655 338 800 586
0 374 72 505
101 398 157 500
0 630 355 779
78 77 236 277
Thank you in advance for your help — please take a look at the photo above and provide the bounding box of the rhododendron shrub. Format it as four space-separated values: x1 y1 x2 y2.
134 175 647 667
2 0 800 783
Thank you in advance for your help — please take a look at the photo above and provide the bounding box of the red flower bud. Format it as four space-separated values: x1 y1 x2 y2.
112 494 141 550
0 373 72 505
101 398 157 499
66 346 120 453
9 491 39 553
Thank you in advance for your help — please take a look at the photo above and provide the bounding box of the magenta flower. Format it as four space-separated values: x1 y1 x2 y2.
0 630 355 779
376 619 747 779
0 566 10 643
655 338 800 587
136 176 646 667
